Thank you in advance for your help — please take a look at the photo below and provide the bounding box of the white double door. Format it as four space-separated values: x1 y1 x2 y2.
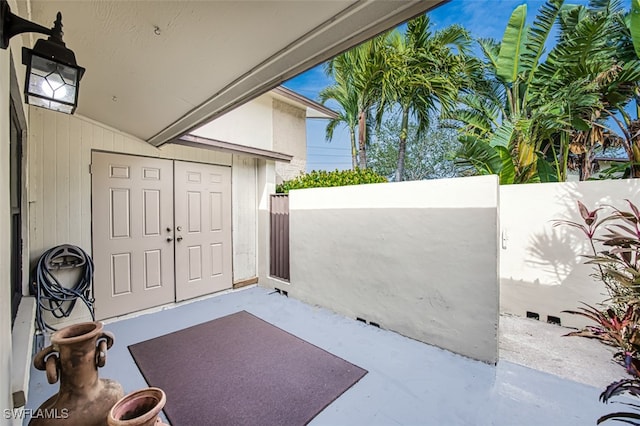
92 152 232 320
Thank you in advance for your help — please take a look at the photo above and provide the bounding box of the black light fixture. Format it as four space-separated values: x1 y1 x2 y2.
0 0 85 114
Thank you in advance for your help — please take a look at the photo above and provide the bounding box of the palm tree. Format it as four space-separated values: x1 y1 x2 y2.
321 40 383 169
318 72 360 169
376 16 470 181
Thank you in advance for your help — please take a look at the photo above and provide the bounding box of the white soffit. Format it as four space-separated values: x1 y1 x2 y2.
23 0 446 146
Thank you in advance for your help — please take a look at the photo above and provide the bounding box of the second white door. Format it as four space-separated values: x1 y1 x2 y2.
174 161 232 301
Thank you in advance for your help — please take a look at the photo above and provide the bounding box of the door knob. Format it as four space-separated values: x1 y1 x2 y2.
166 237 173 242
176 226 182 231
176 236 183 242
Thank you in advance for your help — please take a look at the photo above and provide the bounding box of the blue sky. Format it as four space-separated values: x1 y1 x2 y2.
283 0 628 172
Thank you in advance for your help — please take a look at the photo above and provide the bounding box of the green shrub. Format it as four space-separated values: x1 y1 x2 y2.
276 168 387 193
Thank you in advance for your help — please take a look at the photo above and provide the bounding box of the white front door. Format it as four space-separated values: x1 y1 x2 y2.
174 161 232 301
92 152 175 320
92 153 233 319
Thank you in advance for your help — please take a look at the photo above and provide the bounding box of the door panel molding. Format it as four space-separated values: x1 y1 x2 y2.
92 152 175 320
174 161 232 301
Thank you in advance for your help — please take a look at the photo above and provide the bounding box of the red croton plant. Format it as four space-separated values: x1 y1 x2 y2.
556 199 640 424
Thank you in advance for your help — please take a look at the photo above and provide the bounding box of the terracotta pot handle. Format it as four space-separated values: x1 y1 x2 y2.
33 345 59 384
45 355 59 384
98 331 115 349
33 345 56 370
96 331 114 368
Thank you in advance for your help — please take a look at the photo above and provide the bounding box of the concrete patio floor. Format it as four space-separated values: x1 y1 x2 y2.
25 286 632 425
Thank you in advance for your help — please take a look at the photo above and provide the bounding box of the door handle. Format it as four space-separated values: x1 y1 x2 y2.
176 226 182 231
176 236 183 242
166 237 173 242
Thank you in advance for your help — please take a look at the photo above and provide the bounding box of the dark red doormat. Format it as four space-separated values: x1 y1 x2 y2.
128 310 367 426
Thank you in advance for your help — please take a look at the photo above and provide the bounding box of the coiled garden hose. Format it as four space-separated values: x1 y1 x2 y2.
32 244 95 332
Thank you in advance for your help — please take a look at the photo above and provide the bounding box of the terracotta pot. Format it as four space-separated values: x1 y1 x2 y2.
29 322 124 426
108 388 168 426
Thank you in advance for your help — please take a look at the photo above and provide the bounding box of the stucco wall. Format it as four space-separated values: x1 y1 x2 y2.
190 93 273 151
232 154 257 282
187 93 308 186
287 176 500 364
256 159 289 290
272 99 306 183
500 179 640 329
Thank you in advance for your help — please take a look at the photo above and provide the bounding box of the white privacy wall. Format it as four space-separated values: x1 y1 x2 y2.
500 179 640 329
288 176 500 364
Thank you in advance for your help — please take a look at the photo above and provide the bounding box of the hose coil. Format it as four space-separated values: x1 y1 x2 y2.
33 244 95 332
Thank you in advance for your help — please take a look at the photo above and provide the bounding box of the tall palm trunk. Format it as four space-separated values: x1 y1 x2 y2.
395 107 409 182
349 128 358 170
358 110 368 168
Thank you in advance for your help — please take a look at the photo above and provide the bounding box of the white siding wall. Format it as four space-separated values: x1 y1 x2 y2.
27 107 233 268
190 94 273 151
1 31 14 424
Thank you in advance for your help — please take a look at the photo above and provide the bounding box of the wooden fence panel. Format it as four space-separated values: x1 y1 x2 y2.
270 194 289 281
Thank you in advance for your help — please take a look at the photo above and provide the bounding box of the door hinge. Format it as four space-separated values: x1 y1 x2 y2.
89 164 93 174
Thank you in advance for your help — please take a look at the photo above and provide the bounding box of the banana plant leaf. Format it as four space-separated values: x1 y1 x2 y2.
536 154 558 182
456 135 503 176
497 146 516 184
631 0 640 59
489 119 515 148
497 4 528 83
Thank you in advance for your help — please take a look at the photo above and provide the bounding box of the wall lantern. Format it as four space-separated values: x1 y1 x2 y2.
0 0 85 114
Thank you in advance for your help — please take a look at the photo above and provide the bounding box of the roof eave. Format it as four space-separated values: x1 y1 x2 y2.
174 134 293 162
272 86 338 120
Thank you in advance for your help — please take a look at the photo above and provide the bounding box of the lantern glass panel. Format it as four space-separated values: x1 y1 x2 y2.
27 54 79 106
26 94 74 114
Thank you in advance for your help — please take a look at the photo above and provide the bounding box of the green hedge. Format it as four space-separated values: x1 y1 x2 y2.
276 168 387 193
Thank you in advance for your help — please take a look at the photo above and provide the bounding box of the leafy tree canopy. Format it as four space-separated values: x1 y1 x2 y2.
368 114 471 181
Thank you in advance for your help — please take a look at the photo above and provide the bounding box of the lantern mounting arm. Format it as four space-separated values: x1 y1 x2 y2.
0 0 65 50
1 0 85 115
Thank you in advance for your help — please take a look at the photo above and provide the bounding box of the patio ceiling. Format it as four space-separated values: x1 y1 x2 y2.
18 0 446 146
